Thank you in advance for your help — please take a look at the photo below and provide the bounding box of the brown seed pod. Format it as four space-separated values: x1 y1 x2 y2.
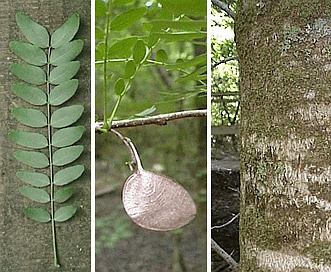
122 168 197 231
111 129 196 231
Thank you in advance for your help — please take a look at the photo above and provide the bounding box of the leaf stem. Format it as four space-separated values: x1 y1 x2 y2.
102 0 112 130
47 45 60 268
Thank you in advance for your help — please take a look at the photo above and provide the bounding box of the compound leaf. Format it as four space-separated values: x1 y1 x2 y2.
54 165 84 186
51 13 80 48
54 186 75 203
52 126 84 148
9 130 48 149
11 83 46 106
49 79 78 106
14 150 49 168
51 105 84 128
16 12 49 48
12 107 47 128
20 186 50 203
17 170 50 187
52 145 84 166
24 207 51 223
9 41 47 66
54 205 77 222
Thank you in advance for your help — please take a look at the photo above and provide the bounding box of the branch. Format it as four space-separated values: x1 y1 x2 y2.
211 238 239 270
95 109 207 131
211 213 239 230
211 0 235 20
212 57 238 70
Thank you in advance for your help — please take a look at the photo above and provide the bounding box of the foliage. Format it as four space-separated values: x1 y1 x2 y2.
211 5 239 127
9 12 84 267
95 0 207 128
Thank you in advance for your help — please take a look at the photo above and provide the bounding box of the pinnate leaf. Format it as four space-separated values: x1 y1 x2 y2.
10 63 46 85
12 107 47 128
20 186 50 203
51 105 84 128
9 130 48 149
51 13 80 48
11 83 46 106
54 186 75 203
17 170 50 187
52 126 84 148
52 145 84 166
24 207 51 223
49 61 80 84
54 165 84 186
54 205 77 222
9 41 47 66
50 40 84 65
49 79 78 106
14 150 49 168
16 12 49 48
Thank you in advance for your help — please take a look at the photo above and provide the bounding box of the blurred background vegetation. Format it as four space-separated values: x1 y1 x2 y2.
211 1 239 159
95 0 207 270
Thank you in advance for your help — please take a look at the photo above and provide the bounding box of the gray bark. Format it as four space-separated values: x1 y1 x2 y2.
0 1 91 271
236 0 331 271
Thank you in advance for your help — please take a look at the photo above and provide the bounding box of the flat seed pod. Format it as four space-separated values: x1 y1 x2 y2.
122 169 196 231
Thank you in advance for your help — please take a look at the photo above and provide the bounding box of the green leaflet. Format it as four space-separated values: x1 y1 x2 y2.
24 207 51 223
52 126 84 147
54 205 77 222
9 130 48 149
52 145 84 166
50 40 84 65
51 105 84 128
54 165 84 186
11 83 46 105
9 41 47 66
10 63 46 85
49 79 79 106
110 7 147 31
12 107 47 128
54 186 75 203
17 170 50 187
9 12 84 267
51 13 80 48
49 61 80 84
15 12 49 48
14 150 49 168
20 186 50 203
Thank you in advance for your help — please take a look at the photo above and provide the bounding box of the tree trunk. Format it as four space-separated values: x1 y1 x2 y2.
0 1 91 271
236 1 331 271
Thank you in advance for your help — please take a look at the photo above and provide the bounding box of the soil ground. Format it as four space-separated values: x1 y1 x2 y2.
211 159 240 272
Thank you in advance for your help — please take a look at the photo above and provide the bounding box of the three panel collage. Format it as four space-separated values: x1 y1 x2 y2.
1 0 330 271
